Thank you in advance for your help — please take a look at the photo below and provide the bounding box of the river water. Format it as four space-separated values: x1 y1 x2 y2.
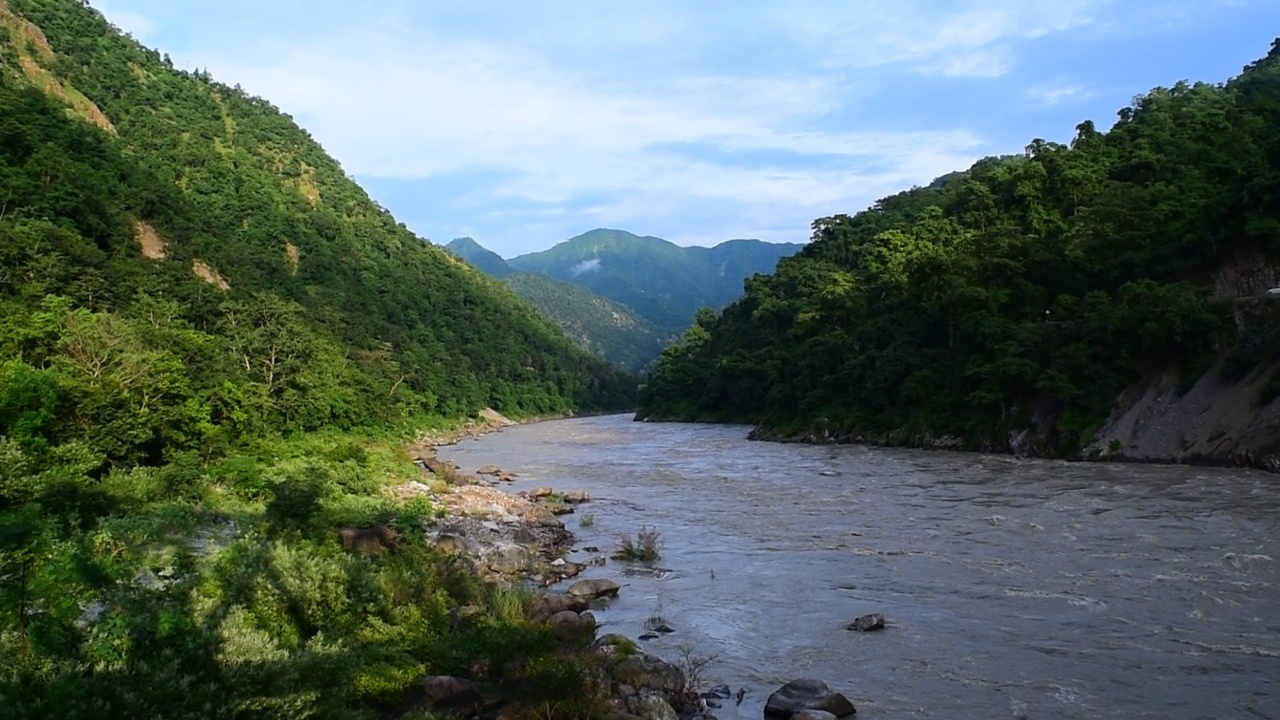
439 414 1280 719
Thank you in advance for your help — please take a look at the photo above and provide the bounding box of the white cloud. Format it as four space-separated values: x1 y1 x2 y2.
1027 84 1093 105
207 29 984 232
570 259 601 277
783 1 1102 77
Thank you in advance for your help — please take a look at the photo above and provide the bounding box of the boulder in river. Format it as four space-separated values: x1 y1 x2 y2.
564 490 591 504
476 465 502 475
846 613 885 632
793 711 839 720
567 578 620 599
763 679 856 719
531 487 554 498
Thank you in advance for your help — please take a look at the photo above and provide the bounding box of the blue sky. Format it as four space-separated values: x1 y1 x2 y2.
93 1 1280 257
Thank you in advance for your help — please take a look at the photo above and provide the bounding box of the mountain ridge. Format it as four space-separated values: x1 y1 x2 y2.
447 231 802 370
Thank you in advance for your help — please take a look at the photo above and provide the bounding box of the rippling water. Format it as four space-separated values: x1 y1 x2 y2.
440 415 1280 719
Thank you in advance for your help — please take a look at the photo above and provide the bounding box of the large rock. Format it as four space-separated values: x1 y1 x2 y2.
567 578 620 599
476 465 502 475
609 653 685 695
484 542 532 575
529 593 590 622
763 679 856 719
411 676 481 715
793 711 839 720
434 533 478 555
630 693 679 720
564 490 591 504
846 613 884 632
549 610 593 641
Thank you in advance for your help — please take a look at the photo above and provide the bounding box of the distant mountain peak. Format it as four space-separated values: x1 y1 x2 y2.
446 236 511 277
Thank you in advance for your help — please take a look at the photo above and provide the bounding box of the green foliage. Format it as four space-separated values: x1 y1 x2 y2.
612 527 662 562
504 272 674 372
0 2 624 717
639 48 1280 456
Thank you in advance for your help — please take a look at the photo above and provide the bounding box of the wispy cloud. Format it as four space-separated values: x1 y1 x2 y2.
209 28 984 234
1027 84 1093 105
90 0 1280 253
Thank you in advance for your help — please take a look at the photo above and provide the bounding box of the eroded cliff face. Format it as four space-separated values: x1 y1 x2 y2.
1087 251 1280 474
1088 360 1280 473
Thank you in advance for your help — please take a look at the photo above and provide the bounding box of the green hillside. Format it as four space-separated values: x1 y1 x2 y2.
446 237 673 372
503 273 672 372
445 236 513 278
638 43 1280 464
508 229 803 332
0 1 632 716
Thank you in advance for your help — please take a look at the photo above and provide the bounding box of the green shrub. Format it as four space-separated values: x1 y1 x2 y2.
612 527 661 562
265 476 327 533
211 454 267 500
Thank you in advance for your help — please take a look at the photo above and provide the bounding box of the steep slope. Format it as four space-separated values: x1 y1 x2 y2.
446 236 513 278
0 0 634 432
446 237 672 372
508 229 803 332
0 2 635 716
502 273 673 372
638 42 1280 473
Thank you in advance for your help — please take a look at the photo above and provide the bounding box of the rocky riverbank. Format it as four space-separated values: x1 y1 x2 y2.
395 432 711 720
400 419 864 720
744 361 1280 476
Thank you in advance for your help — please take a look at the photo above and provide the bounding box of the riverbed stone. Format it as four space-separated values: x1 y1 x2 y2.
567 578 620 598
549 610 592 640
411 675 481 714
630 693 679 720
609 653 684 694
529 594 589 622
763 679 856 719
846 613 884 632
476 465 501 475
484 542 532 574
434 533 478 555
793 711 839 720
531 486 554 498
564 490 591 504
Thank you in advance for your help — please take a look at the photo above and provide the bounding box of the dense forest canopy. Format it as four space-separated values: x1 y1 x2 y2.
638 41 1280 456
0 1 633 716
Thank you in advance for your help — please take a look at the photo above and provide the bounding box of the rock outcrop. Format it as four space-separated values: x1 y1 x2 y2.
763 679 857 719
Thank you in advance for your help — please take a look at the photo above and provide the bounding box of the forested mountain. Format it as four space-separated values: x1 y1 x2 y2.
446 237 672 372
446 236 512 278
508 229 804 332
447 233 799 371
639 43 1280 471
0 1 634 715
502 273 671 373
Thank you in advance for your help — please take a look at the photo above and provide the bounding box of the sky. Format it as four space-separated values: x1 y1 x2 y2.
92 1 1280 258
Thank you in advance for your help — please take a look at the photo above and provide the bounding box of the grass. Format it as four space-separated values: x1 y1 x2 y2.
578 513 595 528
611 527 661 562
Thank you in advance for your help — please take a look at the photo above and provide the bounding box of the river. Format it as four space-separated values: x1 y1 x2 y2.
439 414 1280 719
